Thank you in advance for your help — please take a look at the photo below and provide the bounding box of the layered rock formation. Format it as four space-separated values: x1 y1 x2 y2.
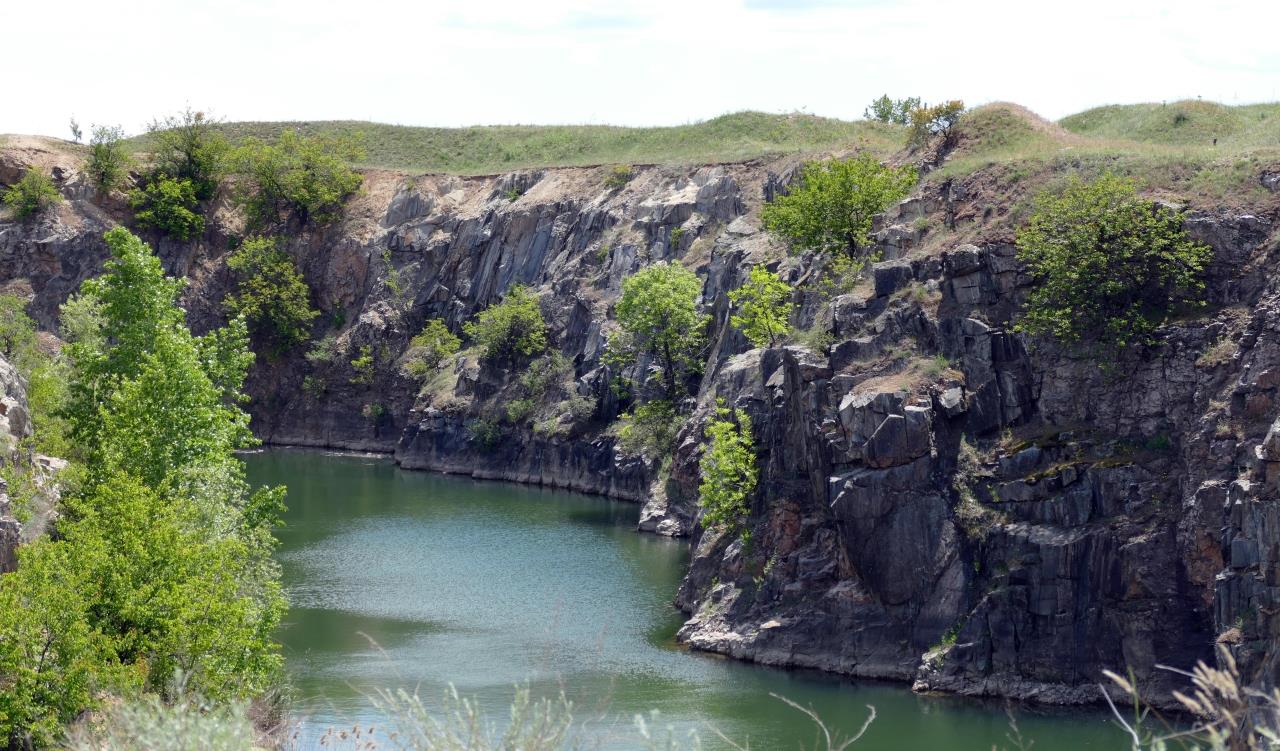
2 135 1279 708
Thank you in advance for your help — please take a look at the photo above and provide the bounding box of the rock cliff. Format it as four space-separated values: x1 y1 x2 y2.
3 134 1279 708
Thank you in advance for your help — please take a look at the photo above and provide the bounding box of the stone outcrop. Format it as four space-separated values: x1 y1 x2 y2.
0 356 30 571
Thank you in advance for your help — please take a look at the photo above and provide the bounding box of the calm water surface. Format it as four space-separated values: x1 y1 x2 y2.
246 448 1121 750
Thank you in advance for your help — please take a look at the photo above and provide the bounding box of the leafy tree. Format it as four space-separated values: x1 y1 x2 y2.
463 286 548 363
0 294 72 455
87 125 131 193
698 401 757 536
908 100 965 148
1015 173 1213 351
349 345 375 385
69 117 82 144
233 129 364 226
612 400 684 460
608 262 708 402
146 108 230 200
761 154 916 257
224 237 318 353
864 95 920 125
728 265 793 347
403 319 462 378
129 177 205 240
3 167 61 219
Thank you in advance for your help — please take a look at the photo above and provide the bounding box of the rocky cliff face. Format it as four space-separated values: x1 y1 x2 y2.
3 135 1279 708
0 355 32 572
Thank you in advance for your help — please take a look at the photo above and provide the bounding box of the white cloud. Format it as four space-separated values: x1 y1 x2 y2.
3 0 1277 137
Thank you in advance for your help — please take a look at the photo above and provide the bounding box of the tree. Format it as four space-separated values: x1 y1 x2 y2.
3 167 61 219
129 177 205 240
698 401 757 536
87 125 131 193
463 286 548 363
761 154 916 257
1015 173 1213 351
224 237 319 353
146 108 230 200
69 117 82 144
864 95 920 125
232 129 364 226
609 262 708 403
403 319 462 378
729 265 793 347
908 100 965 149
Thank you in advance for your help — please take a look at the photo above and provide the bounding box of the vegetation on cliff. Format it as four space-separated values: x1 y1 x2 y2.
2 169 61 220
224 237 319 354
728 265 794 348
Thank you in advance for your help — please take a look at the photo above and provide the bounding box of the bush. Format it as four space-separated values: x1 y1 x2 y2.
729 265 794 347
607 262 708 402
86 125 131 193
305 334 340 367
864 95 920 125
698 401 758 536
1015 173 1213 350
463 286 548 363
224 237 318 353
467 418 503 451
233 129 364 226
403 319 461 379
908 100 965 148
613 400 685 460
64 694 256 751
129 177 205 240
3 167 61 219
349 344 375 385
762 154 916 257
604 165 633 190
145 108 231 200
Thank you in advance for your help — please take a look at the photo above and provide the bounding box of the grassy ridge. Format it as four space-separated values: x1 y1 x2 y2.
1060 100 1280 149
141 111 904 175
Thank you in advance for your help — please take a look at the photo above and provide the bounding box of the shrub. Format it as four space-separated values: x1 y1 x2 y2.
506 398 536 424
233 129 364 226
129 177 205 240
86 125 131 193
907 100 965 148
604 165 633 190
698 401 758 535
145 108 231 200
467 418 503 450
349 344 375 385
1015 173 1213 350
402 319 462 379
729 265 794 347
613 400 685 460
302 374 326 398
607 262 708 402
305 334 340 367
762 154 916 257
3 167 61 219
224 237 319 353
864 95 920 125
463 286 548 363
69 117 82 143
64 694 256 751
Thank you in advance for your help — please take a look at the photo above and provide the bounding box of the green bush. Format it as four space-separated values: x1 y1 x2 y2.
403 319 461 379
604 165 633 190
65 694 256 751
908 100 965 148
224 237 319 353
729 265 794 347
607 262 708 402
463 286 548 363
145 108 231 200
349 344 375 384
1015 173 1213 350
864 95 920 125
129 177 205 240
467 418 503 451
86 125 131 193
613 400 685 460
233 129 364 226
305 334 340 367
3 167 61 219
762 154 916 257
698 401 758 536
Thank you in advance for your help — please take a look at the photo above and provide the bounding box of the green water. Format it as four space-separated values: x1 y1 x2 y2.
246 448 1122 749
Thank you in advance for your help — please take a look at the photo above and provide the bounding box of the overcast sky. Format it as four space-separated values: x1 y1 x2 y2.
5 0 1278 137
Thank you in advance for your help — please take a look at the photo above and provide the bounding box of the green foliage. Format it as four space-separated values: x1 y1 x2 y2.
608 262 708 402
506 398 536 424
128 177 205 240
467 418 503 451
729 265 794 347
301 374 326 399
403 319 462 379
232 129 364 226
668 226 685 249
3 167 61 219
349 344 375 385
305 334 341 367
908 100 966 148
65 694 256 751
463 286 548 363
86 125 131 193
1015 174 1213 350
864 95 920 125
698 401 758 535
145 108 231 200
761 154 916 256
604 165 634 189
224 237 319 353
612 400 685 460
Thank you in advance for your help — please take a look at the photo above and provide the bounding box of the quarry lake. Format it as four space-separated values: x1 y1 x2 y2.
246 448 1121 750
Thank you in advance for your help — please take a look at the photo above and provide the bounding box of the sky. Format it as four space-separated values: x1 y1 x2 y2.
5 0 1279 137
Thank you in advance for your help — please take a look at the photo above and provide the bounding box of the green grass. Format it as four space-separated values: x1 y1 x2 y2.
1060 100 1280 149
128 111 903 175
